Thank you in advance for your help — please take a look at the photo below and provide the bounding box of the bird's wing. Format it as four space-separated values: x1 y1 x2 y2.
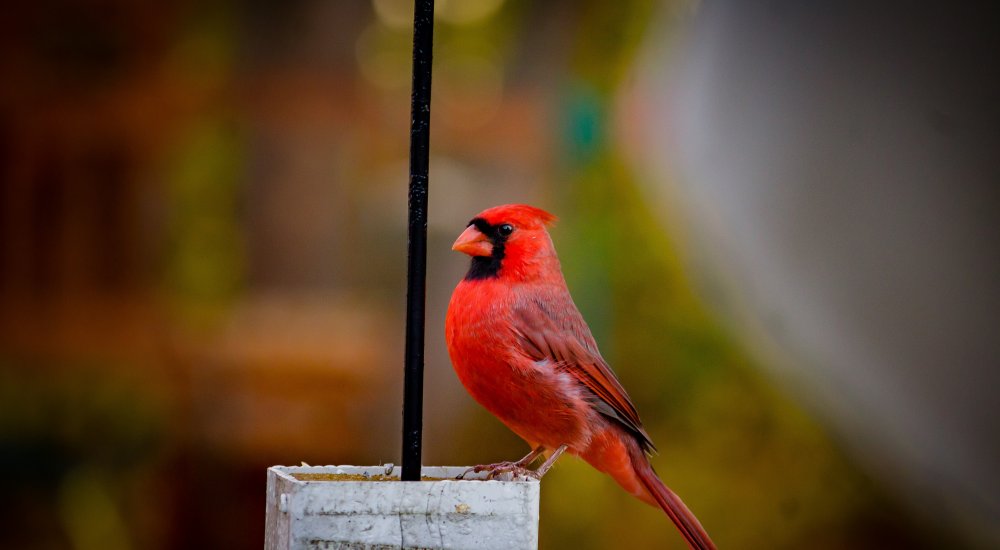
511 293 656 452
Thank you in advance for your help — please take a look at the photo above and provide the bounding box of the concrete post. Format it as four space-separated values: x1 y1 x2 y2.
265 465 540 550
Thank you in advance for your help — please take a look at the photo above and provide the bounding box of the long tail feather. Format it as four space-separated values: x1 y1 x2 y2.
630 447 717 550
582 428 717 550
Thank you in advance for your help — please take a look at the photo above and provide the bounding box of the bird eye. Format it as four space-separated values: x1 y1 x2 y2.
497 224 514 236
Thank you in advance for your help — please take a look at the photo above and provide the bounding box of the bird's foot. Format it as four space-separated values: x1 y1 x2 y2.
485 462 541 481
456 461 540 481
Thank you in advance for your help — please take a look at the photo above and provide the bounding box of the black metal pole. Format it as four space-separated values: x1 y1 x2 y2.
401 0 434 482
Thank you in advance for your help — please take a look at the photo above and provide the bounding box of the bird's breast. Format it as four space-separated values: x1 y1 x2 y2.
446 281 596 449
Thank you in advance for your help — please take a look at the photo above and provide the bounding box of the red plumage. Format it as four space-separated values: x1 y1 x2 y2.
445 204 716 550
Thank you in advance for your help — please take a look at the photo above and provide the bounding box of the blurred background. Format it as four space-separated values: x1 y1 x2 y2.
1 1 996 549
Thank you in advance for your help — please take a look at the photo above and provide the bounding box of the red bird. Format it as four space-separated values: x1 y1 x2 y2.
445 204 716 550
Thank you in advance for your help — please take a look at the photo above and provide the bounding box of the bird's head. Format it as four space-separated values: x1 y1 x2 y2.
452 204 559 282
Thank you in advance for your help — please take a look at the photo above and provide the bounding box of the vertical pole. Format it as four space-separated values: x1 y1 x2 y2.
402 0 434 482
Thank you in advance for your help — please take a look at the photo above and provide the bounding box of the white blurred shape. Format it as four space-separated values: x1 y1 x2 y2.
634 2 1000 545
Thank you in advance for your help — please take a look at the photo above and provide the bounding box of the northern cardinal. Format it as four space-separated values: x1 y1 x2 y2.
445 204 716 550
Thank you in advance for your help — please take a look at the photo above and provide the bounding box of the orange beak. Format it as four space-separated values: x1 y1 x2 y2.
451 225 493 257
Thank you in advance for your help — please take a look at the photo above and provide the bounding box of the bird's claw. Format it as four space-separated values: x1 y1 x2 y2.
488 465 540 481
456 461 539 480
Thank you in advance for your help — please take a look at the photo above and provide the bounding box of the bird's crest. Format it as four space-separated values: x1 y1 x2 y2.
472 204 557 229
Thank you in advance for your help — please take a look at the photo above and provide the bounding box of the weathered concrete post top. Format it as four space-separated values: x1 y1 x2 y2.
265 465 540 550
